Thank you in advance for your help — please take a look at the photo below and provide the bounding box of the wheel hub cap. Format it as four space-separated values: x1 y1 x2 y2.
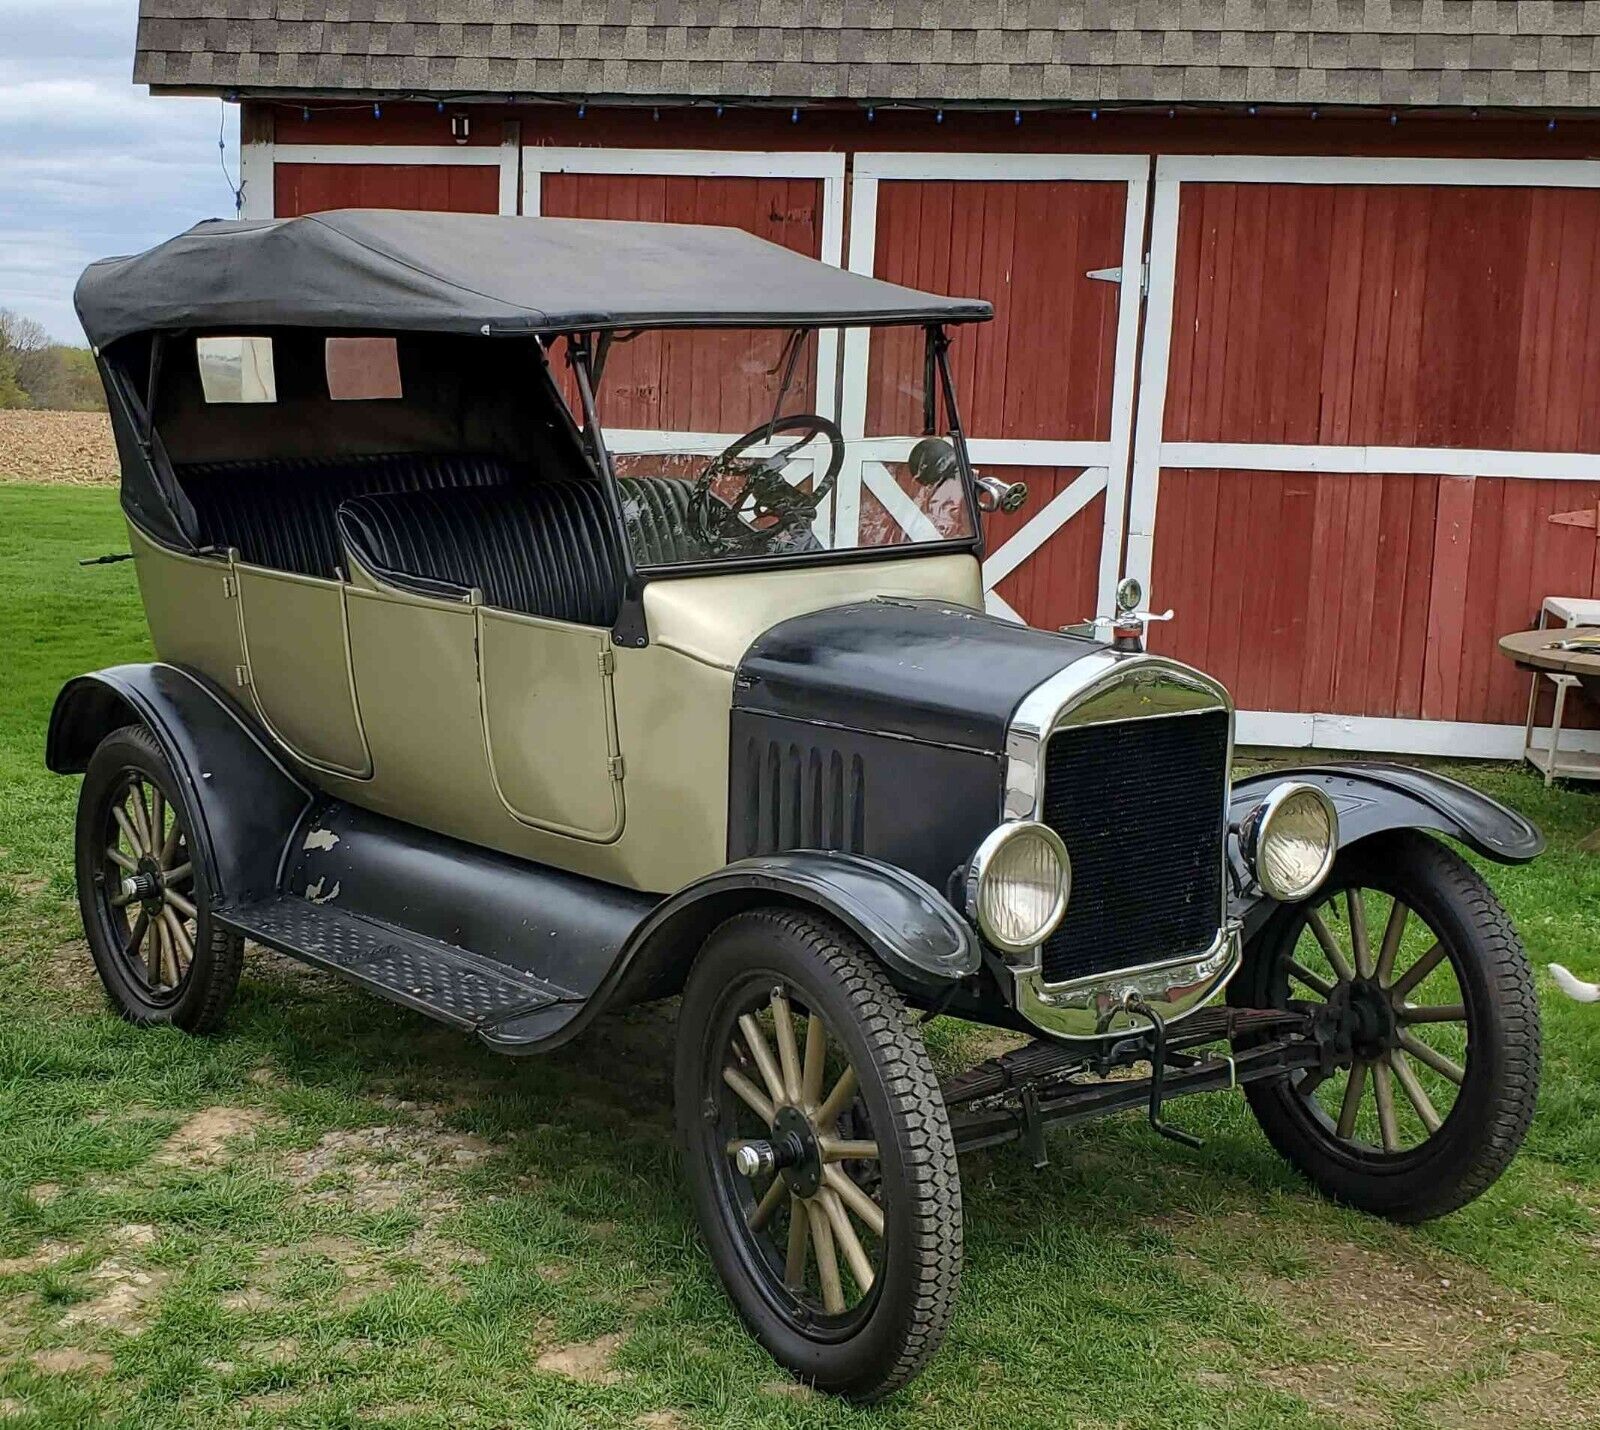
1337 977 1399 1060
126 859 165 913
771 1105 824 1198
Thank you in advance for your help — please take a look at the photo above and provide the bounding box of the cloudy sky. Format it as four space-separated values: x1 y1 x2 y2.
1 0 239 343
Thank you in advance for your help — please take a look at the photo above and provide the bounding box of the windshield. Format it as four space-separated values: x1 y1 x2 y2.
561 326 979 569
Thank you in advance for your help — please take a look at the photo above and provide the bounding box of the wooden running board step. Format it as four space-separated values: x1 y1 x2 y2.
218 896 578 1033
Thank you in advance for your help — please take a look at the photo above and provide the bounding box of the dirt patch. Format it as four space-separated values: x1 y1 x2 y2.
282 1115 492 1251
1258 1236 1547 1378
535 1331 626 1384
156 1106 273 1167
0 410 116 485
1257 1361 1391 1426
43 940 104 1010
635 1413 686 1429
242 1337 300 1366
29 1348 112 1376
1425 1349 1600 1430
59 1255 169 1336
760 1379 819 1400
0 1241 76 1276
261 1236 395 1311
1175 1218 1589 1426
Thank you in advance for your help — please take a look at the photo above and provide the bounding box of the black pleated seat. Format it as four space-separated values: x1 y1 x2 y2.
336 476 704 626
178 451 520 578
338 480 628 625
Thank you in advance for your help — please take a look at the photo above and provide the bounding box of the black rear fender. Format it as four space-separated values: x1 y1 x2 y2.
46 663 312 905
1228 762 1544 937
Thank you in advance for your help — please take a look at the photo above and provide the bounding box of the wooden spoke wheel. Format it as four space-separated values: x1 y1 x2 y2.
1232 830 1540 1223
74 725 243 1032
675 908 961 1403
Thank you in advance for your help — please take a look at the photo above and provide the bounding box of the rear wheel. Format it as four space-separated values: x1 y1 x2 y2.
74 725 244 1033
1233 830 1539 1222
674 908 961 1401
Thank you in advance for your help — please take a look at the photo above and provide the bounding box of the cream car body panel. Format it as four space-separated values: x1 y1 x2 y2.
645 553 984 671
129 521 244 679
232 563 372 779
133 527 982 894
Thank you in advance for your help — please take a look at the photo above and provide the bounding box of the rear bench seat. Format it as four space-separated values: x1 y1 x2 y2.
177 452 521 578
336 476 704 627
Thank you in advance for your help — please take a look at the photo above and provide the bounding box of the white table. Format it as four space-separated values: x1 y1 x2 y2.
1522 597 1600 784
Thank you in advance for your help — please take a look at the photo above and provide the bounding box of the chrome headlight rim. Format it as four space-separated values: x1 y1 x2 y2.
1243 781 1339 902
965 820 1072 957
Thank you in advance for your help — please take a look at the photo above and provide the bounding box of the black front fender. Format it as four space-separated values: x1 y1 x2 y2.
46 663 312 906
1228 762 1544 936
620 851 979 1000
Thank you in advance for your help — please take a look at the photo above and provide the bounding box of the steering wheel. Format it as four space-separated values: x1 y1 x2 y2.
687 413 847 556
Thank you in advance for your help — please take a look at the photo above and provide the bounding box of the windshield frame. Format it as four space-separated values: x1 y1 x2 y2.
563 322 985 633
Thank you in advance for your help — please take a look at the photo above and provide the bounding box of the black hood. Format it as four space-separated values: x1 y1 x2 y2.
733 598 1104 753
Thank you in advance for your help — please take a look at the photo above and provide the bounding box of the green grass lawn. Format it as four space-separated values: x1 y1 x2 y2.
5 482 1600 1428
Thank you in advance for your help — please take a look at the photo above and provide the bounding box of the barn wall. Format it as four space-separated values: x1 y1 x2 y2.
246 99 1600 756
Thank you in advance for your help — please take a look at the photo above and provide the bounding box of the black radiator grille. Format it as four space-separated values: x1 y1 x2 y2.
1039 709 1228 985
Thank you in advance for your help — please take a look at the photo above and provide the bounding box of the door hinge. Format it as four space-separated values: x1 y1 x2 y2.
607 753 625 780
598 647 616 676
233 664 251 688
222 574 238 598
1086 258 1149 295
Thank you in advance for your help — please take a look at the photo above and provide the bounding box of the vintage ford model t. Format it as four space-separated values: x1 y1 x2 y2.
53 212 1542 1400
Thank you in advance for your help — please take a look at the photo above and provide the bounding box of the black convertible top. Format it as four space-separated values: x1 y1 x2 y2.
75 210 993 348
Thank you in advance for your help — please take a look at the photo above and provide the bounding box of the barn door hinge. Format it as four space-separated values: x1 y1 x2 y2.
1086 258 1149 295
607 753 625 780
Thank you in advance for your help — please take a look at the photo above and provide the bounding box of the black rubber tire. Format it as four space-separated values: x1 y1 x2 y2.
674 907 962 1402
74 724 244 1034
1233 829 1540 1223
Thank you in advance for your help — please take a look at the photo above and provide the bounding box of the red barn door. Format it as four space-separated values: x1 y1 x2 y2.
525 149 846 461
843 155 1151 628
1130 156 1600 756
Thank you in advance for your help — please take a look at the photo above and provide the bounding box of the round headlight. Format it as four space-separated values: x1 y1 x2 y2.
966 822 1071 955
1244 782 1339 902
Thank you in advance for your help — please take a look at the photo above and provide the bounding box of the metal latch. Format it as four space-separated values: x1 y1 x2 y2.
1086 258 1150 295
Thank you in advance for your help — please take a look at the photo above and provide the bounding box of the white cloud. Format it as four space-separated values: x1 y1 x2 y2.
0 0 240 342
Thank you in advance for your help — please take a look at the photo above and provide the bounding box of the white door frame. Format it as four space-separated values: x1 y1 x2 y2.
242 123 524 220
844 152 1151 624
523 147 847 428
1128 153 1600 756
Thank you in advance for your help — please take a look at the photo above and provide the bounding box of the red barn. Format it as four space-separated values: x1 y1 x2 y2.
135 1 1600 757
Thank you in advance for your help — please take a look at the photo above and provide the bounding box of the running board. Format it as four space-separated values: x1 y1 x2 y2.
219 895 580 1041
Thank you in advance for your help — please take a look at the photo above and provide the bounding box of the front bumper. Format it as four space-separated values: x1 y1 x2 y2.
1009 920 1242 1040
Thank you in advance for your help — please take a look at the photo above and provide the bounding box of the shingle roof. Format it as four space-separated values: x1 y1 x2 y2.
134 1 1600 110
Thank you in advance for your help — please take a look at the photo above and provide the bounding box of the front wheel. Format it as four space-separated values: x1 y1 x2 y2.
674 908 962 1402
1232 830 1540 1222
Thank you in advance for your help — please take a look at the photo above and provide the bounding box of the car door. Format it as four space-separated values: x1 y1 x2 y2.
477 606 625 842
232 562 372 779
